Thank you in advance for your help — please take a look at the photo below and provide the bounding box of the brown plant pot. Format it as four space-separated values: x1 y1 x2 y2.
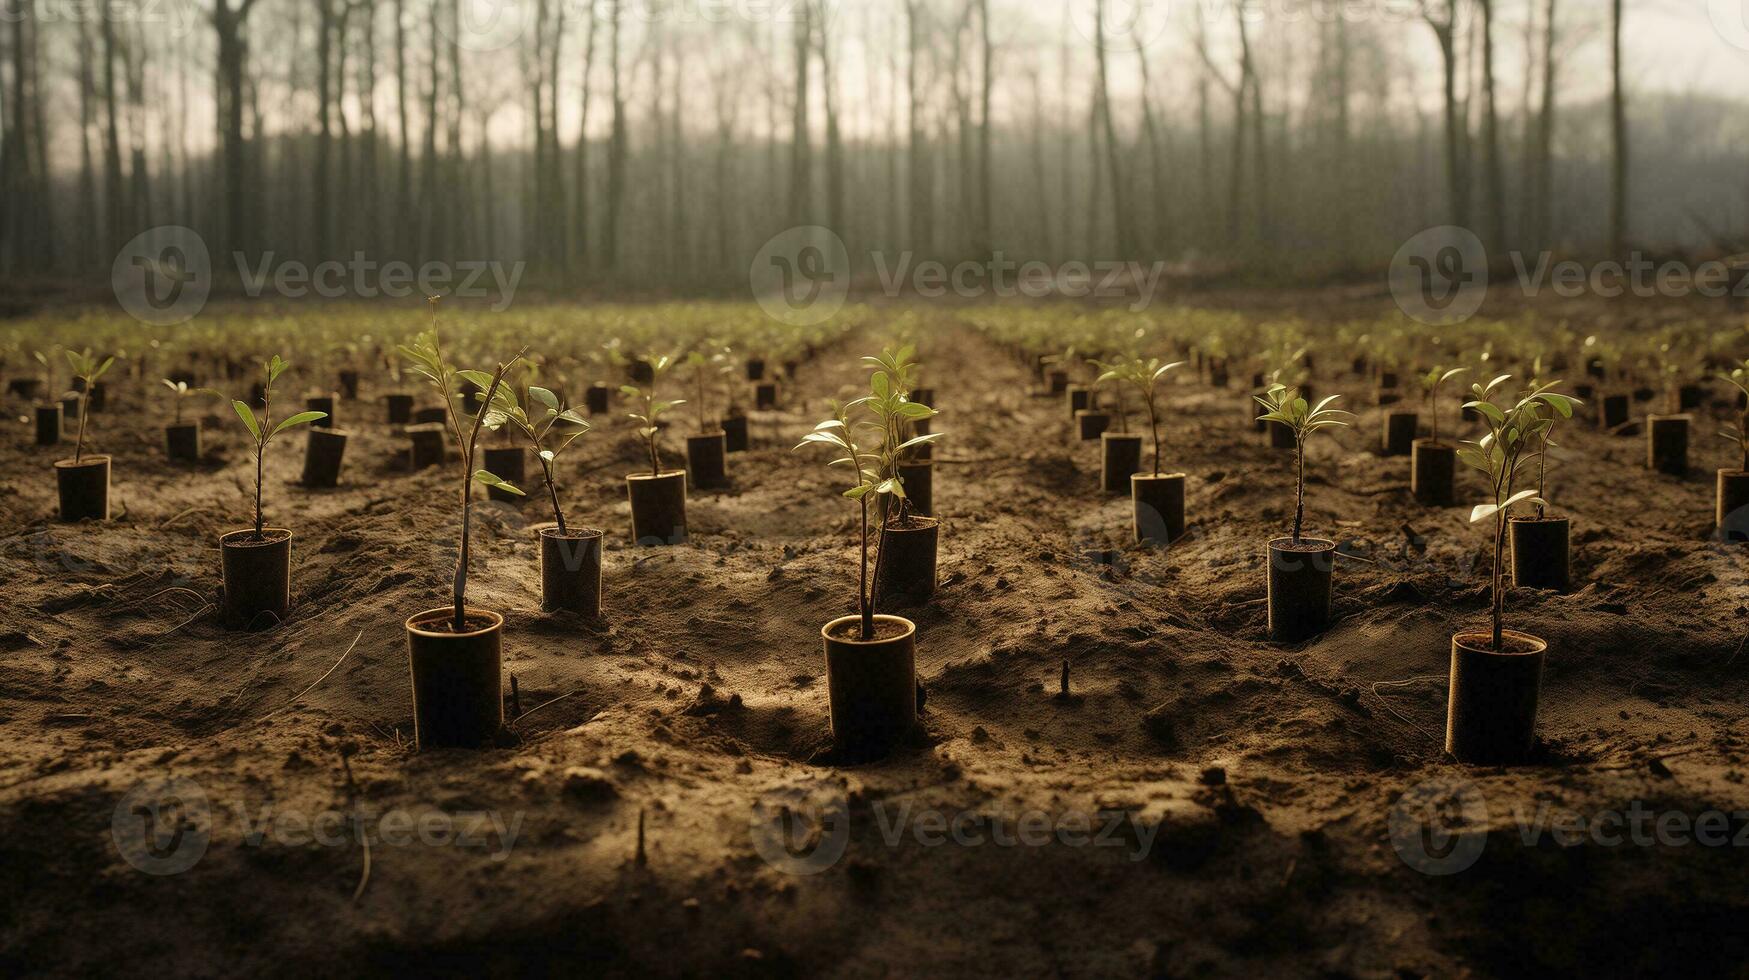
1445 630 1547 764
481 446 526 502
406 424 447 470
35 404 61 446
1047 369 1069 395
822 614 918 758
540 528 603 618
1076 410 1110 441
165 421 202 462
306 395 336 428
1645 414 1688 475
686 431 729 489
1101 432 1143 493
338 370 360 400
385 393 414 425
1132 472 1186 545
754 382 778 410
1509 516 1570 592
1715 470 1749 542
721 414 749 452
300 427 348 488
55 456 111 522
1268 420 1296 449
585 383 611 416
1267 537 1335 643
1382 411 1418 456
898 460 933 516
874 516 939 609
1066 384 1089 418
220 528 292 629
628 470 687 545
406 607 505 750
1411 439 1456 506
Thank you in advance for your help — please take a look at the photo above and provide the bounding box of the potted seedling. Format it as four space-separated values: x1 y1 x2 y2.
1449 376 1575 763
622 355 688 545
1092 358 1145 493
220 355 328 627
1645 344 1690 476
478 367 529 503
1255 383 1352 643
495 382 602 617
384 351 415 425
861 347 942 609
55 350 115 522
397 318 522 749
162 379 203 462
33 349 61 446
1411 367 1466 505
1381 367 1419 457
1506 376 1581 591
1102 357 1187 544
684 348 730 489
1716 359 1749 542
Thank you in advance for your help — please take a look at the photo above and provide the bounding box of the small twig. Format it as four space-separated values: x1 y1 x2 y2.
510 675 523 718
512 689 581 726
257 630 363 721
1369 675 1444 743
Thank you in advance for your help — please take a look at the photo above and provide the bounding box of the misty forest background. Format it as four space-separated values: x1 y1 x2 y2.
0 0 1744 291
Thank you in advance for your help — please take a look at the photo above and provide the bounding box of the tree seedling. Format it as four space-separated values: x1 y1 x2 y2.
861 344 940 523
1255 383 1352 543
1098 356 1185 475
1420 366 1467 446
229 355 328 539
1718 358 1749 473
162 378 198 426
64 349 115 465
621 354 684 478
496 382 591 533
686 344 730 434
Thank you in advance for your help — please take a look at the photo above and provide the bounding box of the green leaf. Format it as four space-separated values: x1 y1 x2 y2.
472 470 524 495
271 411 328 436
529 386 560 411
268 355 288 384
232 400 262 441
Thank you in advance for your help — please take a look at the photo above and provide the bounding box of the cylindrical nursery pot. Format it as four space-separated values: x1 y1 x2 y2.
1066 384 1089 418
898 460 933 516
55 456 111 522
165 422 202 462
1382 411 1418 457
585 384 610 415
406 607 504 750
9 378 41 400
686 431 729 489
306 395 337 428
822 614 918 757
300 428 348 488
1077 410 1110 441
874 517 939 609
1718 470 1749 542
338 370 360 400
220 528 292 628
911 386 935 408
1132 473 1186 545
1445 630 1547 764
627 471 687 545
721 414 749 453
1268 421 1296 450
746 358 766 381
1679 384 1705 412
88 383 107 412
412 406 448 427
1047 369 1069 395
1645 415 1688 475
481 446 526 502
61 394 79 422
1509 517 1570 591
1411 439 1456 506
540 528 603 618
1267 537 1335 643
1601 393 1630 432
35 404 61 446
629 359 654 385
1101 432 1143 493
406 424 447 469
386 393 414 425
754 382 778 410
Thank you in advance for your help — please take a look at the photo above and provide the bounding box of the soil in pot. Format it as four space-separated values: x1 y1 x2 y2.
874 515 939 609
481 446 526 502
1101 432 1143 493
166 422 202 462
1645 414 1688 475
1445 630 1547 764
406 607 505 750
1411 439 1456 506
55 456 111 522
35 404 60 446
1132 473 1185 545
1076 410 1110 441
406 424 447 470
686 431 729 489
721 414 749 452
898 460 933 516
628 471 688 545
1382 411 1418 456
1267 537 1335 643
540 528 604 618
1716 470 1749 542
220 528 292 628
822 614 918 759
385 393 414 425
1509 516 1570 591
301 428 349 488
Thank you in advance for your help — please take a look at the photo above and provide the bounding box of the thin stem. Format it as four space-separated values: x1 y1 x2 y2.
1146 389 1160 477
255 374 269 537
1291 433 1305 543
859 495 871 639
541 457 566 534
455 365 510 631
73 386 89 464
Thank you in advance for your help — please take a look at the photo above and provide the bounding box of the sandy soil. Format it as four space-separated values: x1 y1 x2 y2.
4 299 1749 978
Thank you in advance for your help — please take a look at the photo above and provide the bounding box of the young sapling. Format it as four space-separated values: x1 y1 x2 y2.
499 384 592 534
1420 366 1467 446
64 350 115 464
1716 358 1749 473
229 355 328 538
1099 356 1185 476
621 354 684 478
1254 383 1353 543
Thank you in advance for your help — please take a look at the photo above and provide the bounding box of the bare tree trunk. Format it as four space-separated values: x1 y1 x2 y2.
819 0 845 243
906 0 930 256
977 0 992 256
604 0 626 269
315 0 335 260
573 0 597 269
101 11 124 255
1093 0 1132 257
395 0 412 257
789 2 811 227
1535 0 1557 249
76 17 97 269
1609 0 1626 256
1479 0 1505 253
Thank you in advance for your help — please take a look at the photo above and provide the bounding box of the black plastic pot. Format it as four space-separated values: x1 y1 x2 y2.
585 384 610 415
412 406 448 427
8 378 40 400
1716 470 1749 542
1267 537 1335 643
1047 369 1069 395
306 395 336 428
1066 384 1090 419
686 431 729 489
1645 414 1688 475
1132 473 1185 545
908 417 933 460
1601 393 1630 432
220 528 292 628
87 383 106 412
540 528 603 618
386 393 414 425
752 382 777 411
166 422 202 462
1101 432 1143 493
61 394 80 422
746 358 766 381
627 471 687 545
874 517 938 608
1379 370 1399 390
721 414 749 452
911 386 935 408
1509 516 1570 591
1076 410 1110 441
898 460 933 516
406 607 504 750
301 427 348 488
1268 420 1296 450
629 359 654 385
1382 411 1418 456
1209 361 1229 388
1445 630 1546 764
481 446 526 502
339 370 360 400
34 404 61 446
55 456 110 522
406 424 447 469
1679 383 1705 411
822 614 917 757
1411 439 1456 506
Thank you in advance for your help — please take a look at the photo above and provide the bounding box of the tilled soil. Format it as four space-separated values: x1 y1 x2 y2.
3 304 1749 977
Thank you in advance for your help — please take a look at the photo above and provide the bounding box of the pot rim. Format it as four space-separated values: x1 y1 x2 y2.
1717 468 1749 477
538 525 605 541
1100 431 1143 441
1131 471 1187 482
53 455 111 469
1267 536 1335 552
883 515 940 532
405 606 506 638
687 430 727 441
821 613 916 645
625 470 686 482
1452 629 1548 656
1507 514 1568 525
220 527 292 547
310 426 350 438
